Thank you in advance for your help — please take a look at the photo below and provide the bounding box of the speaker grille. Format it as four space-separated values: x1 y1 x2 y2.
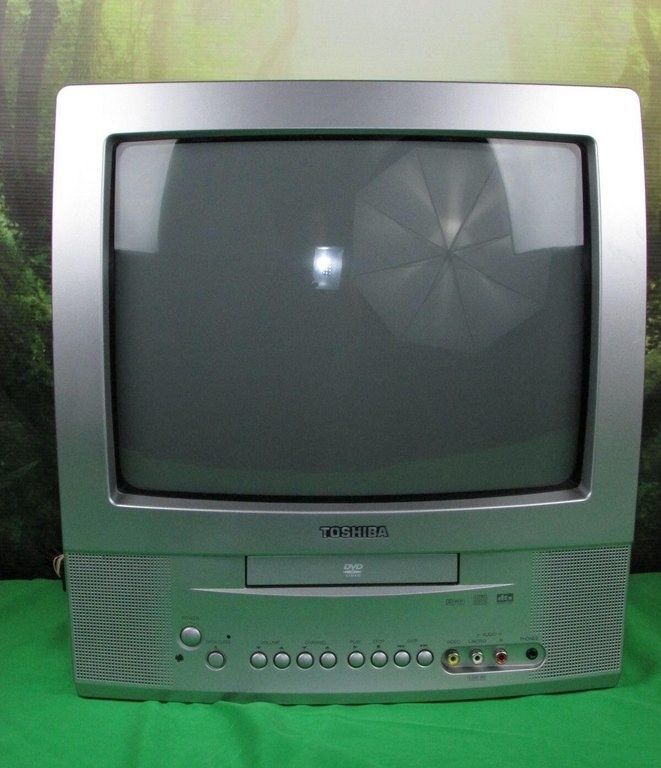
67 553 173 687
529 546 629 679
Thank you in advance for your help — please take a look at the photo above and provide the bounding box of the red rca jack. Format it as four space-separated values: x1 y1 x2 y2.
494 648 508 665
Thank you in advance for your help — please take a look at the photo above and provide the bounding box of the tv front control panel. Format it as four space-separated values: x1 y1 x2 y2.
178 626 546 674
64 548 631 702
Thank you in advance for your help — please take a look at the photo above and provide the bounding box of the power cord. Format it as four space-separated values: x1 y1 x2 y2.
52 554 66 590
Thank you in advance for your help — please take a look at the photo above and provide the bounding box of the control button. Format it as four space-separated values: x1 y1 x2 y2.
319 652 337 669
416 649 434 667
296 651 314 669
297 652 314 669
371 651 388 668
394 650 411 667
250 652 268 669
348 651 365 668
207 651 225 669
180 626 202 647
273 652 291 669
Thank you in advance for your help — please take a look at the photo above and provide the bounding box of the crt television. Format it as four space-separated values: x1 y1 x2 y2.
52 82 646 703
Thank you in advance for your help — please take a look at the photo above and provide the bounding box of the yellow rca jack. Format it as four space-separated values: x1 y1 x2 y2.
445 649 461 667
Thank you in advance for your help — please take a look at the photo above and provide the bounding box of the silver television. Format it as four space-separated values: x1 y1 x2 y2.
52 81 646 703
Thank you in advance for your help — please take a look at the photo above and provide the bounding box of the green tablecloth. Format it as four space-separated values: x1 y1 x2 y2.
1 574 659 767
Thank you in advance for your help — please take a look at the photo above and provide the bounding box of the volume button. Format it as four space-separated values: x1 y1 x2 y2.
250 652 268 669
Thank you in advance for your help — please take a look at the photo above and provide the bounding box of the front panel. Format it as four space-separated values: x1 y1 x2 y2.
66 545 629 703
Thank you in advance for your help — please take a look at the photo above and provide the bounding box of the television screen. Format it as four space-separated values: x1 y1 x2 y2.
113 137 588 499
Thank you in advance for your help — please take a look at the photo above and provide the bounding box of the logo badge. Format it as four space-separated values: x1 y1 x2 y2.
319 525 389 539
343 563 364 578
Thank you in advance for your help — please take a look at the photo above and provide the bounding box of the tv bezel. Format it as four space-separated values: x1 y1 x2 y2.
52 81 646 557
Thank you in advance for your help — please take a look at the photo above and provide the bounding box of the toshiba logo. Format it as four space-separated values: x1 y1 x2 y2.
319 525 389 539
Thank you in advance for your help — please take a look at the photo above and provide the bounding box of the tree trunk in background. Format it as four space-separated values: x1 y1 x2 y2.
11 0 58 249
256 0 299 78
0 0 9 126
0 0 13 199
72 0 104 82
148 0 174 80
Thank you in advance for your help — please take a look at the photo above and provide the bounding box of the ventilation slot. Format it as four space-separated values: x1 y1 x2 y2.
529 547 629 679
67 553 173 688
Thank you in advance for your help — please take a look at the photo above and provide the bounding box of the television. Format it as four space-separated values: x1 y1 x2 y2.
52 82 646 704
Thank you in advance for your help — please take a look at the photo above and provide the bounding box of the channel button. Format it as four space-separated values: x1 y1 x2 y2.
297 652 314 669
320 652 337 669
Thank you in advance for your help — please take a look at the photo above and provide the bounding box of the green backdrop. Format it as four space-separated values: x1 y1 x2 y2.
0 0 659 578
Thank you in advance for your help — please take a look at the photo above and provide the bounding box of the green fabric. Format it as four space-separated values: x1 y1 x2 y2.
1 575 659 767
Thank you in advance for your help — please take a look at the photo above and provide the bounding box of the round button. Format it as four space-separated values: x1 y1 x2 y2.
297 652 314 669
207 651 225 669
416 649 434 667
250 652 268 669
319 652 337 669
371 651 388 668
394 650 411 667
180 626 202 647
273 652 291 669
348 651 365 668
